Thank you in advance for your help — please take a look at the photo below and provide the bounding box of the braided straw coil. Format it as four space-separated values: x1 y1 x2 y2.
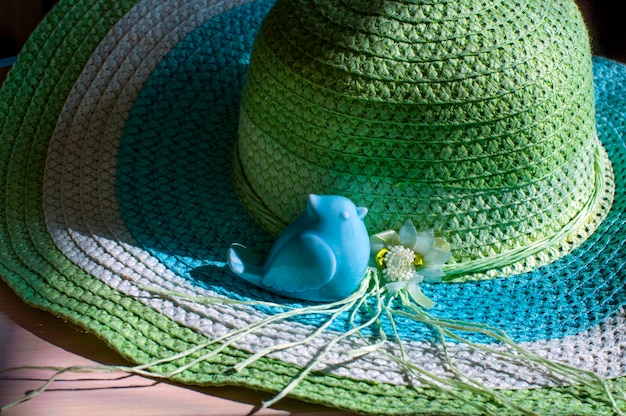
234 0 614 280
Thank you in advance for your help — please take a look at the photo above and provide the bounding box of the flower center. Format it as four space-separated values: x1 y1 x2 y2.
377 245 422 282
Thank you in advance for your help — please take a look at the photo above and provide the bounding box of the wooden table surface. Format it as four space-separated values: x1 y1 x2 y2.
0 280 355 416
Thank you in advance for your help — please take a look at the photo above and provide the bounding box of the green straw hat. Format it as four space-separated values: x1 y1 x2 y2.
1 0 626 414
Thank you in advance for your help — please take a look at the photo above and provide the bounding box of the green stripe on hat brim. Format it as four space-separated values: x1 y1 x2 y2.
0 0 625 414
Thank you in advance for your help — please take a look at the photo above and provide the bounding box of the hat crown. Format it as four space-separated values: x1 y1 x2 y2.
235 0 606 275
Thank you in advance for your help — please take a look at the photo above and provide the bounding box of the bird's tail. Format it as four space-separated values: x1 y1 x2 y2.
227 244 265 287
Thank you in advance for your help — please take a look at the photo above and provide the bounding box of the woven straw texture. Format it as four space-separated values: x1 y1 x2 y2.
235 0 613 280
0 0 625 414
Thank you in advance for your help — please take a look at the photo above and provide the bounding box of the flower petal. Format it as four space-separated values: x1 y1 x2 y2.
418 267 445 283
418 266 445 278
399 220 418 248
369 239 386 255
411 229 435 255
423 246 452 266
370 230 400 254
386 280 409 294
434 237 451 252
407 277 435 309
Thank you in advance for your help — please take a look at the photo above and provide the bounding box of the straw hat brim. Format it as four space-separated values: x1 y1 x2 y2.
1 0 625 414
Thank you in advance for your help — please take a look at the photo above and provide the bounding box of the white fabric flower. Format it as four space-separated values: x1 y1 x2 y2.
371 220 451 282
370 220 452 309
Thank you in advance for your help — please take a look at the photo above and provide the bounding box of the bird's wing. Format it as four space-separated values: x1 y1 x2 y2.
262 232 336 293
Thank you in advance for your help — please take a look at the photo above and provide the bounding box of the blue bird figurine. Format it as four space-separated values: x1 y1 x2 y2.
227 194 370 302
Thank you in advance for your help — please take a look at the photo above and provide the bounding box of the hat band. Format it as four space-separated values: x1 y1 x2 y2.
442 140 615 278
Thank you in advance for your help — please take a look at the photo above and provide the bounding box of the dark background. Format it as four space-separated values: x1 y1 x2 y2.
1 1 625 84
0 0 58 58
577 1 626 62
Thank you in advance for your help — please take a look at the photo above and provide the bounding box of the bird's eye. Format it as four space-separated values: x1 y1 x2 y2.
341 210 350 220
